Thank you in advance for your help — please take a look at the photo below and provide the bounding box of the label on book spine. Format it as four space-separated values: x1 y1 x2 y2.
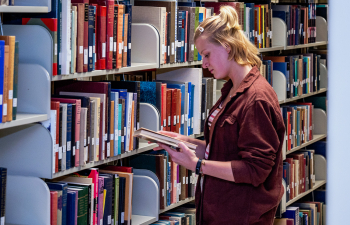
107 143 110 157
84 49 88 64
102 43 106 58
110 133 114 141
121 213 124 223
67 141 71 151
128 43 131 50
3 104 7 115
63 145 66 153
8 90 13 99
108 216 111 225
76 141 79 148
80 46 83 54
171 42 175 55
168 116 171 126
84 147 88 162
124 46 127 53
0 95 3 105
174 116 176 126
183 177 185 184
59 147 63 159
89 46 92 57
114 42 117 52
119 43 123 54
177 115 179 124
185 114 188 122
73 146 75 156
137 122 140 130
92 137 95 146
110 37 113 51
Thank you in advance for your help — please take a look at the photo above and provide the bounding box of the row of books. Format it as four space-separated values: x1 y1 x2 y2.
133 2 213 64
0 36 19 123
154 205 196 225
48 166 135 225
283 140 326 203
272 3 318 45
204 2 273 49
128 151 199 210
0 167 7 225
264 52 325 99
5 0 133 76
281 102 315 152
277 201 325 225
0 0 13 6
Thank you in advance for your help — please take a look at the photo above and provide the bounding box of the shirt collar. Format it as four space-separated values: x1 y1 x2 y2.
221 66 260 98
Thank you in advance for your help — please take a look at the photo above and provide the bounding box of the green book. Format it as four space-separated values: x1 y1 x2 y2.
194 7 199 61
12 41 18 120
114 174 120 225
69 186 88 225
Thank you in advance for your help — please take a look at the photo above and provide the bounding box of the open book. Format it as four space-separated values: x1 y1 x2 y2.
134 128 197 151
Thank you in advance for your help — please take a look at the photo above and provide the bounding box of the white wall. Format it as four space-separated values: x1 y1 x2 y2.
327 1 350 224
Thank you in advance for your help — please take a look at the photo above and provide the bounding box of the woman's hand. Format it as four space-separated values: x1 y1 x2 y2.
150 130 187 151
158 142 198 171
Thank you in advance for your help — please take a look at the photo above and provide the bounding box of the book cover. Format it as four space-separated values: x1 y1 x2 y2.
67 191 77 225
0 41 4 123
12 41 18 120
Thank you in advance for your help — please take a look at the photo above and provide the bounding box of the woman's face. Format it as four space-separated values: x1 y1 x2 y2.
195 36 231 80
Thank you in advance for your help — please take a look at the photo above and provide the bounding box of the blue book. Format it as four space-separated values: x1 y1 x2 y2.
181 11 186 62
308 141 326 159
198 11 204 60
283 162 290 202
88 5 95 72
245 3 255 44
282 206 299 225
178 2 196 7
157 221 171 225
125 4 132 67
66 103 72 169
314 189 326 204
188 82 192 135
112 89 128 151
93 6 96 71
67 191 76 225
46 182 68 225
118 104 122 155
190 84 194 135
139 81 157 107
273 62 289 93
273 11 287 24
0 40 4 123
177 11 183 63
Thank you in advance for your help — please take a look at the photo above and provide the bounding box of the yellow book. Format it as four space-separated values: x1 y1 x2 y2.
103 189 107 216
0 36 15 121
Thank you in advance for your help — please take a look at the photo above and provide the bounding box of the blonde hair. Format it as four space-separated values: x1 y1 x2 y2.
194 5 261 68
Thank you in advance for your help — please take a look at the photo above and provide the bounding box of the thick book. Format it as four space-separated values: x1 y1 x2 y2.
118 176 126 225
12 41 18 120
97 5 107 70
117 4 124 69
99 173 113 225
67 191 77 225
51 101 61 172
106 0 114 70
0 36 14 121
125 4 132 67
50 191 58 225
134 127 197 151
66 103 73 169
72 3 85 73
0 41 4 123
59 103 68 171
122 14 129 68
112 5 118 68
88 5 95 72
71 6 77 74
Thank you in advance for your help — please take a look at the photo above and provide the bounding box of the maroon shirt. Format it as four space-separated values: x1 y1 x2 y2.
195 66 285 224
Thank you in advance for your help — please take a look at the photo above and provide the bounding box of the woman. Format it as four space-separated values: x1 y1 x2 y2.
154 6 285 224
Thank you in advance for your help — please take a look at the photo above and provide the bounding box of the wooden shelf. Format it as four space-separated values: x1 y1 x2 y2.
132 215 157 225
0 113 48 130
52 143 157 179
279 88 327 105
285 134 327 158
159 61 203 68
259 46 285 52
285 41 328 50
52 62 158 81
0 6 49 13
286 180 326 206
159 197 195 214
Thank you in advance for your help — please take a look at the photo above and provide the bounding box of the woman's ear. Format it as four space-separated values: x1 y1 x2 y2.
223 43 231 54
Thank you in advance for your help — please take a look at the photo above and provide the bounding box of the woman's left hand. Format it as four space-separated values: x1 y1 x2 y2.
157 142 198 171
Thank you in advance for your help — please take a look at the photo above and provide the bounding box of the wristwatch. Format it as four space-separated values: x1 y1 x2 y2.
195 158 205 175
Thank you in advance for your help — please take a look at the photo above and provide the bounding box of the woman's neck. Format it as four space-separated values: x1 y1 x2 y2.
227 63 252 92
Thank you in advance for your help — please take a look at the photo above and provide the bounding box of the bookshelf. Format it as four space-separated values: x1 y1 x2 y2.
285 134 327 158
286 180 327 206
0 2 329 224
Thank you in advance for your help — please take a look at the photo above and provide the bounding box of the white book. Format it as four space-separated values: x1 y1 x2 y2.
125 92 134 151
59 91 106 160
62 0 72 74
79 107 87 165
90 98 100 161
50 110 57 174
71 6 77 74
60 103 67 171
157 68 203 134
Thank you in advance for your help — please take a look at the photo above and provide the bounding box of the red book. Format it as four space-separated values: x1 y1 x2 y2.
51 98 81 167
101 165 133 173
161 84 167 131
50 191 58 225
97 6 107 70
106 0 114 69
166 89 172 132
72 0 89 72
171 89 177 132
51 101 60 173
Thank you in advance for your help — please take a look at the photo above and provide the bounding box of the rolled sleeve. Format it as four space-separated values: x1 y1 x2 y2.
232 100 281 187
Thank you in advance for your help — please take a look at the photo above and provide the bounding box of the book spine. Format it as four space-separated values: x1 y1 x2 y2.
113 5 118 69
0 168 7 222
71 6 76 74
58 0 62 75
167 11 171 64
66 104 72 170
7 37 15 122
75 3 84 73
88 6 94 72
118 103 122 155
0 41 4 123
166 89 172 131
184 11 188 62
93 6 96 71
194 7 199 61
177 11 182 63
181 11 185 62
125 4 132 67
71 105 76 169
171 89 177 132
122 14 128 68
97 6 107 70
2 45 9 123
117 5 124 69
106 0 114 70
83 3 89 72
